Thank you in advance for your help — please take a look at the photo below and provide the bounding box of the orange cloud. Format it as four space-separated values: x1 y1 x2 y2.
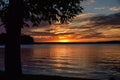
22 12 120 42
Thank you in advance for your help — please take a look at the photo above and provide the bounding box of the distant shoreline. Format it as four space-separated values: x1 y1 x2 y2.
0 41 120 45
33 41 120 44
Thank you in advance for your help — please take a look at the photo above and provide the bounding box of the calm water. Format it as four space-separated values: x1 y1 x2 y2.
0 44 120 79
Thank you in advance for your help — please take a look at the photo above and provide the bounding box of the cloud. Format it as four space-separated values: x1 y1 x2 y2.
80 32 106 39
81 0 96 6
94 6 120 12
109 7 120 11
31 32 56 36
73 13 96 21
89 0 96 3
94 7 105 10
111 26 120 29
90 12 120 26
23 12 120 42
69 12 120 39
29 24 75 37
68 12 120 39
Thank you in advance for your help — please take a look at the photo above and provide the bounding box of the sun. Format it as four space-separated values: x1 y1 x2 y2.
59 39 70 42
58 36 71 42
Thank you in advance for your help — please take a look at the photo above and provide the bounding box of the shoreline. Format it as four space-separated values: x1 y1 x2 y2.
0 41 120 45
0 71 100 80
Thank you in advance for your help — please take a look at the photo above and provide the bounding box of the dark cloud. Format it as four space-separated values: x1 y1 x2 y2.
56 32 75 35
31 32 56 36
69 26 91 29
45 29 54 32
80 32 107 39
31 31 74 36
90 12 120 26
111 26 120 29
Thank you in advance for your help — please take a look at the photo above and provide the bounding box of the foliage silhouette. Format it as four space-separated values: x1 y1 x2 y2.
0 0 84 79
0 33 6 44
21 35 34 44
0 33 34 44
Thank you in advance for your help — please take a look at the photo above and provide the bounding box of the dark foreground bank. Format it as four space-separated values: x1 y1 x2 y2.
0 71 99 80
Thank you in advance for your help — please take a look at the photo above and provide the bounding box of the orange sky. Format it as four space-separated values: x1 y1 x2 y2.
22 0 120 42
22 12 120 42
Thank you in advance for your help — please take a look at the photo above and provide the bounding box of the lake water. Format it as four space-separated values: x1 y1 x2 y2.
0 44 120 79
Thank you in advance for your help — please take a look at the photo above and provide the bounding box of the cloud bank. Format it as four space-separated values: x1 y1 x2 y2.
28 12 120 42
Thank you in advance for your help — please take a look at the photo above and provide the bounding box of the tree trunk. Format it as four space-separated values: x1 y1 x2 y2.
5 0 23 80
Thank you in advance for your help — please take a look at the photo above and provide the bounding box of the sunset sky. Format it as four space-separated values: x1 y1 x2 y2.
1 0 120 42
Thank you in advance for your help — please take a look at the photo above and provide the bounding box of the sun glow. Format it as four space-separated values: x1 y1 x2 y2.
58 39 70 42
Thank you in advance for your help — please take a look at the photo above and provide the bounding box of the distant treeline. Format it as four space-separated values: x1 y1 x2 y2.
0 33 34 44
34 41 120 44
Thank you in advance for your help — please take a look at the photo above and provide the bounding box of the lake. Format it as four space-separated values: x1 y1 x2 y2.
0 44 120 79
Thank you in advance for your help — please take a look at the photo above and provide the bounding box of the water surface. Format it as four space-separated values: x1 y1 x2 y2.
0 44 120 79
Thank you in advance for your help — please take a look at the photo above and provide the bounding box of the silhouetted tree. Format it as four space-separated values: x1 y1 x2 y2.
21 35 34 44
0 34 34 44
0 33 6 44
0 0 83 79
